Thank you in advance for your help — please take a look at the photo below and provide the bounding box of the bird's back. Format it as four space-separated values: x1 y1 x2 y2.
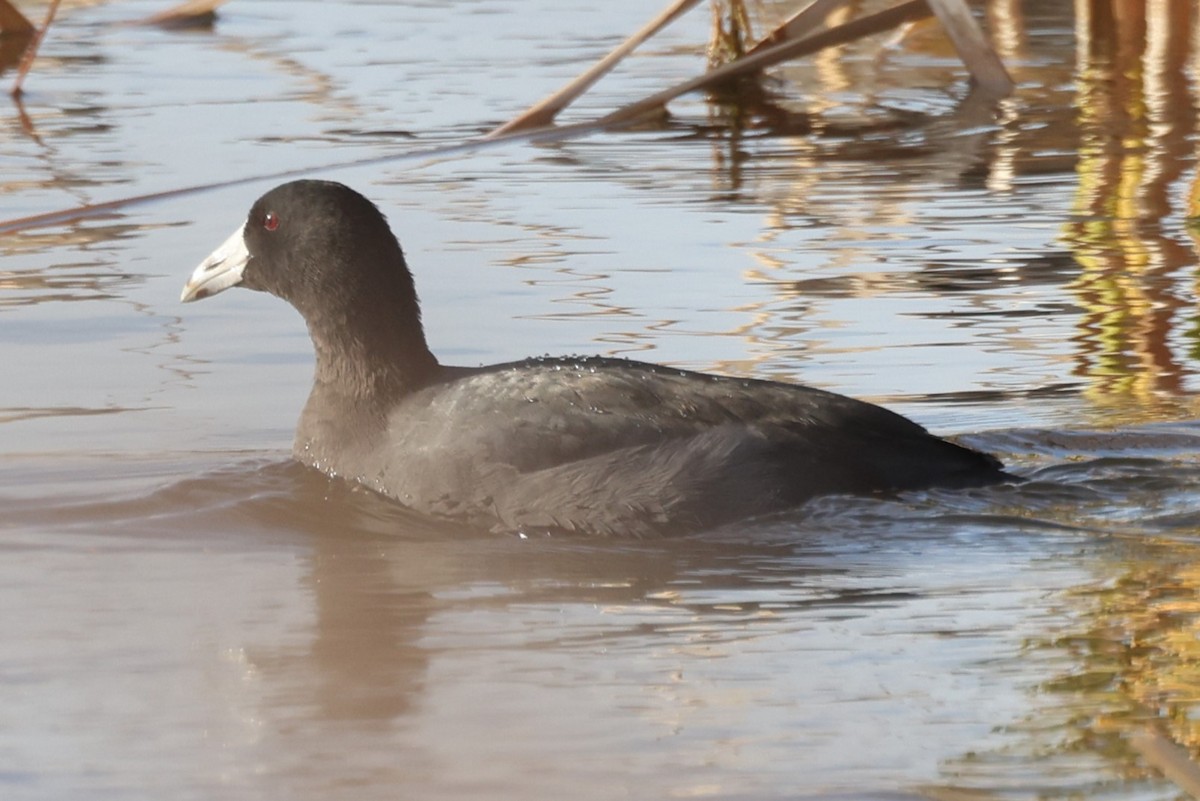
335 357 1007 535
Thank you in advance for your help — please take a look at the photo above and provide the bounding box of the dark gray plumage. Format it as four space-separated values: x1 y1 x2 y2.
182 180 1010 536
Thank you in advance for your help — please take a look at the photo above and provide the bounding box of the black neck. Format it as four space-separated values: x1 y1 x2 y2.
305 296 439 410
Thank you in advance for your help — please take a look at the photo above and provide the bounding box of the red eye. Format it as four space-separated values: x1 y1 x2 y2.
263 211 280 231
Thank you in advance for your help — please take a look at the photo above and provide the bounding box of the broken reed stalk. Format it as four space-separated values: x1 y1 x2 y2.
139 0 231 29
708 0 753 66
11 0 60 97
924 0 1013 95
0 0 32 34
492 0 1012 133
596 0 936 127
486 0 702 137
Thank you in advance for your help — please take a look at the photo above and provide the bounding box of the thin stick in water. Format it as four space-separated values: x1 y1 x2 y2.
924 0 1013 96
486 0 702 137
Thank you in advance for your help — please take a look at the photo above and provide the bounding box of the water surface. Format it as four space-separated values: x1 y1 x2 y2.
4 0 1200 798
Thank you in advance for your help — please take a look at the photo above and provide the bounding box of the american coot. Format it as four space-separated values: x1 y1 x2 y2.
181 180 1010 536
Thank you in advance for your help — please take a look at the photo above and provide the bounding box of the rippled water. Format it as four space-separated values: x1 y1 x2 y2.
4 0 1200 798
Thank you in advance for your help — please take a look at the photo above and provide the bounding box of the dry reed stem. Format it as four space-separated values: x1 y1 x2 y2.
11 0 60 97
596 0 934 127
139 0 230 29
494 0 1011 133
486 0 702 137
0 1 1015 231
924 0 1013 96
0 0 33 35
708 0 753 67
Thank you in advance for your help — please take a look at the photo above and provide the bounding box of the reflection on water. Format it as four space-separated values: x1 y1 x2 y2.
5 422 1200 798
1064 0 1200 422
6 0 1200 798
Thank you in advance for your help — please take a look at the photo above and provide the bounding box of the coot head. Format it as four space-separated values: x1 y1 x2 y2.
181 179 434 378
182 180 418 318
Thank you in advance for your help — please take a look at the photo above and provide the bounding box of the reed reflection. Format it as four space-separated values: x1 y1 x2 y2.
1063 0 1199 420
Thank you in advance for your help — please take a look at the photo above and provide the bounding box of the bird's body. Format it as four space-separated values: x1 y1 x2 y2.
182 180 1010 536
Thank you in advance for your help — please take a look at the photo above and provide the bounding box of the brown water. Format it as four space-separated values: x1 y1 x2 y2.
5 0 1200 798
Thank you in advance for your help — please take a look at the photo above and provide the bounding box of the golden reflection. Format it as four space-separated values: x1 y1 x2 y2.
1063 0 1198 421
691 2 1037 388
810 2 855 115
685 0 1200 423
1032 538 1200 779
981 0 1025 196
987 0 1027 61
